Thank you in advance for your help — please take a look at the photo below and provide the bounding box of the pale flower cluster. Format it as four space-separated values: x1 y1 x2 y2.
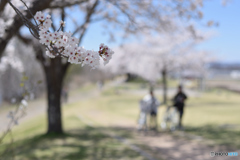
7 111 18 125
7 99 28 125
34 11 114 69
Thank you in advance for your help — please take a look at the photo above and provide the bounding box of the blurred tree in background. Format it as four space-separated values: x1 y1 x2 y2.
104 30 215 104
0 38 44 103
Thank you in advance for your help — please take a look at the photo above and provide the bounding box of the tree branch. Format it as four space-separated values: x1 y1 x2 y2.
72 0 99 36
61 7 65 32
61 0 99 75
60 7 68 69
50 11 57 32
0 0 8 14
106 0 136 26
32 40 46 67
0 0 54 58
78 0 99 45
49 0 88 9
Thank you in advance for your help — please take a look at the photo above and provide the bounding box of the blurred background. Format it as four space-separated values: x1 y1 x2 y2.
0 0 239 159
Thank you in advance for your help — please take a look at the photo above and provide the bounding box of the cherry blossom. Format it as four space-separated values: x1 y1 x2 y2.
35 11 113 69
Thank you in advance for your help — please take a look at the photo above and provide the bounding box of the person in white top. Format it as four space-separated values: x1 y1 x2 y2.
138 89 160 130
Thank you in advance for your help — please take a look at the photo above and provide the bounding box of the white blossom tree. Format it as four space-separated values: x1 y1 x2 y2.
175 50 216 90
105 28 210 104
0 39 24 103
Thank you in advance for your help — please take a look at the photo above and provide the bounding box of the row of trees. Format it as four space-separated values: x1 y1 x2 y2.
0 38 45 104
0 0 211 133
104 29 215 104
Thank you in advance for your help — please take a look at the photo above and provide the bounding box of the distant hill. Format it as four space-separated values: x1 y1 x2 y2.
206 62 240 79
207 62 240 70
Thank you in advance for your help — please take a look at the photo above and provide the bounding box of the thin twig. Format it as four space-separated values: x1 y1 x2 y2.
19 0 38 26
7 0 40 39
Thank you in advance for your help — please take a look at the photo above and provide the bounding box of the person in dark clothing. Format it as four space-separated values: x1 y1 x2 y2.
173 85 187 128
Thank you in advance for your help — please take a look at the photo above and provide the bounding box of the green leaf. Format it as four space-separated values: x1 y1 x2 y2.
37 80 42 84
21 76 28 81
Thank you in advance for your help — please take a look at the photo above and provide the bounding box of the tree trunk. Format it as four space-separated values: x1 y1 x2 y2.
198 77 205 91
162 69 167 104
125 73 136 82
44 57 68 134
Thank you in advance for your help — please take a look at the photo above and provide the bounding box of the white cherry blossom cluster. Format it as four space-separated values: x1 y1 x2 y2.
34 11 114 69
99 43 114 65
7 111 18 125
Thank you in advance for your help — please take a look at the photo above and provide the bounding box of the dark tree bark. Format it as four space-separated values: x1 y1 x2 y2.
162 69 168 104
33 40 69 134
43 58 69 134
0 0 8 13
125 73 137 82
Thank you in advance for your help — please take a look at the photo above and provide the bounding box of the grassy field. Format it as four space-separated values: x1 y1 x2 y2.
0 82 240 159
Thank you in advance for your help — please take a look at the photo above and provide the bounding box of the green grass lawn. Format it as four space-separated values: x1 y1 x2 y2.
1 127 147 160
185 88 240 126
0 101 147 160
1 82 240 159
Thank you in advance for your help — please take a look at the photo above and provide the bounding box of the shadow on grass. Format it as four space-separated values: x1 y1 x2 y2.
0 126 146 160
185 125 240 149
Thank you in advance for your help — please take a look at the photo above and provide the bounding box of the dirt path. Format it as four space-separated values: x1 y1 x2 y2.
80 116 239 160
134 130 239 160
